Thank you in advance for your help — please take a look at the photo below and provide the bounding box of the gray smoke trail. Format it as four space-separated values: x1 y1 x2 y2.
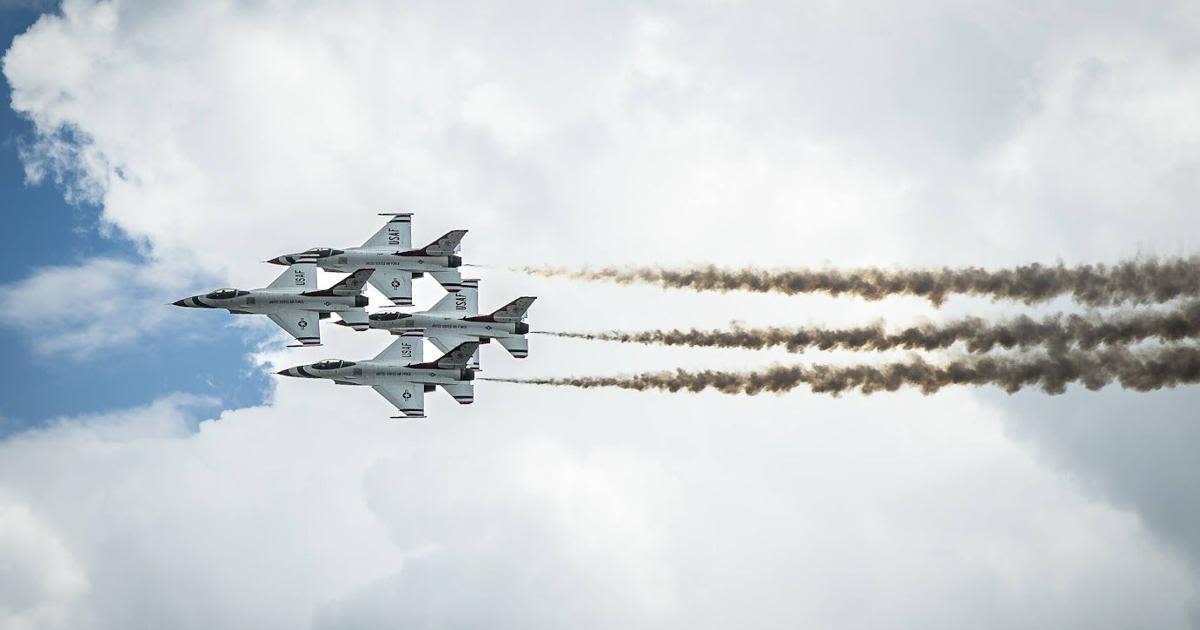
482 345 1200 396
537 301 1200 354
521 257 1200 306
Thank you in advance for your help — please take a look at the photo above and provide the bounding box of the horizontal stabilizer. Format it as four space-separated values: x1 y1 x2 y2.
336 308 370 331
440 382 474 405
496 335 528 358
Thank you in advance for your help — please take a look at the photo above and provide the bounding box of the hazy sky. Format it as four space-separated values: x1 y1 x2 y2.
2 1 1200 628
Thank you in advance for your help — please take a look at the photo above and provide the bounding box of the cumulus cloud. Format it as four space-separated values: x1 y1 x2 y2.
0 257 206 358
5 0 1200 627
1 388 1197 629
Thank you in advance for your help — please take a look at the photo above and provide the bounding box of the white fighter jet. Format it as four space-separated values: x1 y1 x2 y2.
349 278 534 370
267 213 466 306
173 260 372 347
276 331 478 418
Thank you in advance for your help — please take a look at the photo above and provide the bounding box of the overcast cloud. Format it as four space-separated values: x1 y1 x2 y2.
3 0 1200 628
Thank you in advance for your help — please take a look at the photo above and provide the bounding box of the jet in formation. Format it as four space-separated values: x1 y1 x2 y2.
173 213 535 417
267 213 465 306
173 261 372 346
277 331 478 418
346 278 535 370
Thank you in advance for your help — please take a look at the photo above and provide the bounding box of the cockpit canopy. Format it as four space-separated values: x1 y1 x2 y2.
205 288 249 299
369 312 412 321
312 359 356 370
303 248 345 258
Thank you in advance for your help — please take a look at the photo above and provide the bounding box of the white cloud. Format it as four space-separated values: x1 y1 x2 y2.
1 389 1196 629
0 502 88 630
0 258 206 358
5 0 1200 627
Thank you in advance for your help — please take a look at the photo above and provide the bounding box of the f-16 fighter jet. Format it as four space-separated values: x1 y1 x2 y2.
276 331 478 418
267 213 466 306
173 261 372 347
352 278 535 370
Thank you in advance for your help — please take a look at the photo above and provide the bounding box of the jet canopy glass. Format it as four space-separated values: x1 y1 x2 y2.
369 312 412 321
205 288 248 299
312 360 356 370
304 248 345 258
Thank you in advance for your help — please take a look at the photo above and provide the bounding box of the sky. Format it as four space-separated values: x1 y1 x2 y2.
2 0 1200 628
0 3 268 426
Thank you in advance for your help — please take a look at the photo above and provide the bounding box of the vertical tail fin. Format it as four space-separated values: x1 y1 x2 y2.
363 214 412 249
427 278 478 315
266 260 317 292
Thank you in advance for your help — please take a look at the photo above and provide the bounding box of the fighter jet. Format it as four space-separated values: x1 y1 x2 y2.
172 259 372 347
351 278 534 370
276 331 478 418
267 213 466 306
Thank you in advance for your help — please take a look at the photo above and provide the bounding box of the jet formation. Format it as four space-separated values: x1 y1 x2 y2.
174 214 535 418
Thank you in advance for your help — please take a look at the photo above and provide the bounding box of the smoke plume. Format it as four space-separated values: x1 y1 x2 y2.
538 300 1200 354
521 257 1200 305
482 345 1200 396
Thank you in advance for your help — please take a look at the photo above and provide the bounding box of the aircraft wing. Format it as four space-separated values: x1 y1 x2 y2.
428 334 480 370
368 270 413 306
267 310 321 346
363 214 412 249
373 382 425 418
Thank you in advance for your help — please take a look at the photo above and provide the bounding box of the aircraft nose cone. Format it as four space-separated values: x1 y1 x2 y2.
172 299 188 307
276 368 296 377
266 256 288 265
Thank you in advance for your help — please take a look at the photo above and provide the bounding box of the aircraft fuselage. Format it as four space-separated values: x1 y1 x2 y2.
281 360 473 386
278 248 461 274
368 313 528 339
175 289 366 314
